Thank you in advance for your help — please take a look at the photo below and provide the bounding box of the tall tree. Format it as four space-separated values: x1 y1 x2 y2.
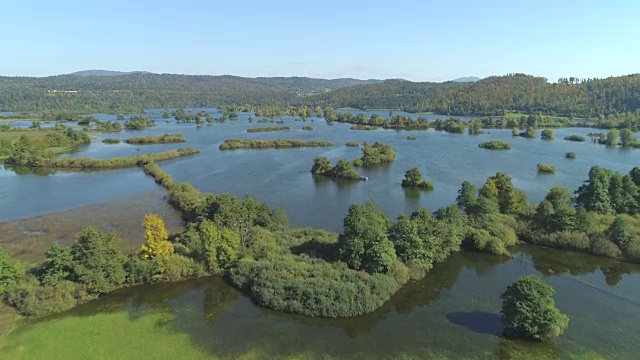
140 214 174 260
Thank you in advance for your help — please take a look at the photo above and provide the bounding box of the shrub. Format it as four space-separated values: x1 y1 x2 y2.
541 129 555 140
302 126 313 131
407 136 417 140
124 134 185 145
5 279 83 316
246 126 291 133
565 152 576 159
346 141 359 147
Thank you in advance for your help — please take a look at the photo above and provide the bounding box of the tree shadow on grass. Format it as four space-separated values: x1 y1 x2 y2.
446 311 503 335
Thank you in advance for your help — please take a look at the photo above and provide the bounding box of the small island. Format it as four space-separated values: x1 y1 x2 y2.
407 136 417 140
353 141 396 166
537 163 556 173
346 141 359 147
565 152 576 159
401 167 434 190
219 139 335 150
350 125 378 131
541 129 555 140
101 138 120 144
247 126 291 133
478 140 511 150
311 156 362 180
302 126 313 131
124 133 186 145
564 135 586 142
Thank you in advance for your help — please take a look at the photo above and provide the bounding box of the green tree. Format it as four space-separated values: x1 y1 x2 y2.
200 220 240 272
540 129 555 140
608 216 633 252
338 202 396 273
0 247 18 295
575 166 614 214
456 181 478 214
535 186 576 232
480 172 528 214
311 156 333 175
40 243 74 286
604 129 619 146
501 275 569 341
71 226 126 294
620 128 638 147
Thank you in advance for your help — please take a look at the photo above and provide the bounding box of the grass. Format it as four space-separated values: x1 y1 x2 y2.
0 130 51 143
0 311 213 360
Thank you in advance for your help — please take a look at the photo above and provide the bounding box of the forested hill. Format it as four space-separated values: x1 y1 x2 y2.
0 72 639 117
0 73 380 113
318 74 640 116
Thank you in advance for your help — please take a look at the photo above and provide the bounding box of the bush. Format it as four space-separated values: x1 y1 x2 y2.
541 129 555 140
346 141 359 147
229 255 400 318
302 126 313 131
478 141 511 150
590 237 622 258
537 164 556 174
565 152 576 159
157 254 204 281
407 136 417 140
124 134 186 145
246 126 291 133
5 279 83 316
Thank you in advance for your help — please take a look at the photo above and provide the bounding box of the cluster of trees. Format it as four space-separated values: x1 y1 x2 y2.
219 139 335 150
311 157 362 180
246 126 291 133
124 133 186 145
94 120 123 132
401 168 434 190
172 108 214 124
124 116 155 130
325 109 430 130
353 141 396 166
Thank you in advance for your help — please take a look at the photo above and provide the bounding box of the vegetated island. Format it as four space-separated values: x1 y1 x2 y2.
401 167 434 190
102 138 120 144
537 163 556 174
346 141 359 147
219 139 335 150
311 156 363 180
124 116 155 130
564 135 586 142
124 133 186 145
478 140 511 150
565 152 576 159
350 125 378 131
353 141 396 166
302 126 313 131
246 126 291 133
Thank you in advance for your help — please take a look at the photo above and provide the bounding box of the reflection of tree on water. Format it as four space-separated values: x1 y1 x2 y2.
202 278 240 324
514 245 640 286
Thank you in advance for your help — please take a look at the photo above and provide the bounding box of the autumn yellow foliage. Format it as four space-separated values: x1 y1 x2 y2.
140 213 174 260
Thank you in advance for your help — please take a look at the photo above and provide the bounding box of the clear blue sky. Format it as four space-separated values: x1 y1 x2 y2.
2 0 639 81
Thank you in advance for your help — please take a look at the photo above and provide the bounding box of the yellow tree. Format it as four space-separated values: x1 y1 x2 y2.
140 214 174 260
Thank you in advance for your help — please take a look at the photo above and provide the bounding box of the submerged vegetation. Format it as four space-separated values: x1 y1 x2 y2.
219 139 335 150
124 133 186 145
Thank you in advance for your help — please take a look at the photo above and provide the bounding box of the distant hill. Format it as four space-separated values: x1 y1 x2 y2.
451 76 481 83
68 70 153 76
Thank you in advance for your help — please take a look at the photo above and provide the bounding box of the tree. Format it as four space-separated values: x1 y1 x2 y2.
480 172 528 214
0 247 18 295
540 129 555 140
401 167 434 189
311 156 333 175
140 214 174 260
535 186 576 232
71 226 126 294
620 128 638 147
604 129 619 146
501 275 569 341
40 243 74 286
200 220 240 272
608 216 633 252
456 181 478 214
338 202 396 273
575 166 614 214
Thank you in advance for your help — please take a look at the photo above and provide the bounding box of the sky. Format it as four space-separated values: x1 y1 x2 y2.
2 0 639 81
